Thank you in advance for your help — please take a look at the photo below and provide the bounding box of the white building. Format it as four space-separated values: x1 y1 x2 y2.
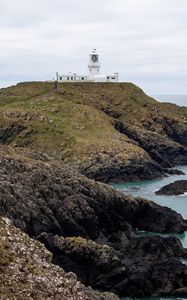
57 49 119 83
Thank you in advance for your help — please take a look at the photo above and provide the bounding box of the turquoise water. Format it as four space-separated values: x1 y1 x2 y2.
112 165 187 300
112 165 187 248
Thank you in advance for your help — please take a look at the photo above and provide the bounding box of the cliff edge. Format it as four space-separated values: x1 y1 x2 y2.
0 81 186 182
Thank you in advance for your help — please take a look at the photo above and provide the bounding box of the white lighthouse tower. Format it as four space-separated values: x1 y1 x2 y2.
56 49 119 82
88 49 100 80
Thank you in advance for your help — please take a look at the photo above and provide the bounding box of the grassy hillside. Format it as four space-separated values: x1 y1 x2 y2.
0 81 186 182
0 83 142 157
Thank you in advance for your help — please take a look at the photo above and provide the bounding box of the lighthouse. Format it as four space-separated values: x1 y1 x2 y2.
88 49 100 80
56 49 119 82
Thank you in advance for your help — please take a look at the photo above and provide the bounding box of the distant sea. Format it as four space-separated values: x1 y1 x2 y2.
152 95 187 107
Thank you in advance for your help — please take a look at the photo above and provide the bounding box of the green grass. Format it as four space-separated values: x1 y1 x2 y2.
0 81 186 163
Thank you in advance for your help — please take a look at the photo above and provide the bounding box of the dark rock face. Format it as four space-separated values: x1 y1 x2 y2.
0 123 25 144
167 168 185 175
38 234 187 298
0 216 118 300
0 151 187 298
114 120 187 168
156 180 187 196
161 116 187 147
78 154 165 183
0 155 186 240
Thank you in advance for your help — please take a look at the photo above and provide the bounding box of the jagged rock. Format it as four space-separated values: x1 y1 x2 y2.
76 148 165 183
0 123 25 144
0 152 186 242
166 168 185 175
171 287 187 297
0 148 187 298
0 216 118 300
156 180 187 196
37 234 187 298
114 119 187 168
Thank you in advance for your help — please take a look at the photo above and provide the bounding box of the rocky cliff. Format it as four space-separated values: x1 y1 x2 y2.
0 146 187 298
0 146 186 238
0 216 118 300
0 81 186 182
0 82 187 298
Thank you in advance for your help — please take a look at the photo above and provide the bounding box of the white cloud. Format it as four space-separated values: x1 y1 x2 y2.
0 0 187 97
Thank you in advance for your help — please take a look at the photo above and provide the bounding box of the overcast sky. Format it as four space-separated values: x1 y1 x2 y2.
1 0 187 97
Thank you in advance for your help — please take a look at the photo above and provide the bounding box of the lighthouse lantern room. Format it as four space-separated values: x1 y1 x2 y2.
88 49 100 80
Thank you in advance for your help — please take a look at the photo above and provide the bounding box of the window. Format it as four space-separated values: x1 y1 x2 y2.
71 77 73 80
82 77 84 80
59 77 62 80
67 77 69 80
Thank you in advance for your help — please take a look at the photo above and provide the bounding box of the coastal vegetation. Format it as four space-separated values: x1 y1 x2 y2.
0 81 187 182
0 82 187 298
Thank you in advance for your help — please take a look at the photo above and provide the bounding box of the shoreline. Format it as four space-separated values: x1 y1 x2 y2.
1 152 187 298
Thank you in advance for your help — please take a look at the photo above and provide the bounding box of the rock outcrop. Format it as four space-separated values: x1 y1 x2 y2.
114 119 187 168
0 147 187 298
39 234 187 297
0 81 186 182
156 180 187 196
75 147 165 183
0 216 118 300
0 149 186 241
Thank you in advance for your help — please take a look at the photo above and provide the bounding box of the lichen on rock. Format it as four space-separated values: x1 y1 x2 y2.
0 216 118 300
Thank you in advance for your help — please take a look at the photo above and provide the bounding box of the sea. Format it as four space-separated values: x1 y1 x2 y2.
114 95 187 300
113 165 187 300
152 95 187 107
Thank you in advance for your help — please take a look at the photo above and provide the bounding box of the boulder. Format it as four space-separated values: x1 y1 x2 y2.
156 180 187 196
